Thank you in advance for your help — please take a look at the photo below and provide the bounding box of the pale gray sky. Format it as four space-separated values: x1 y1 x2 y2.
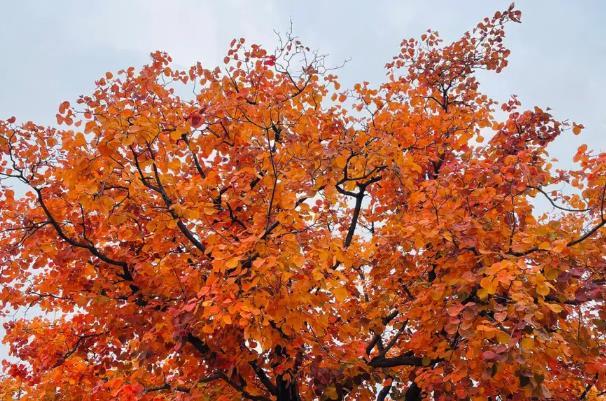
0 0 604 365
1 1 605 162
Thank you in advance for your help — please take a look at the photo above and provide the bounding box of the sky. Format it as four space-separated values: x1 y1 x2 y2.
0 0 604 364
1 0 605 163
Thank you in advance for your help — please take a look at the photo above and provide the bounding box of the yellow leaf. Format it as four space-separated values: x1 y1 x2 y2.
168 158 181 170
225 257 239 269
324 386 338 400
170 129 185 141
280 192 297 210
480 276 497 295
334 156 347 169
312 269 324 281
333 287 348 302
545 303 562 313
544 267 559 281
496 331 510 344
536 282 550 297
122 134 136 146
520 337 534 351
185 209 200 219
443 231 453 242
74 132 87 147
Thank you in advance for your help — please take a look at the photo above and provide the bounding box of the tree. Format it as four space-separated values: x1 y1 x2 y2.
0 5 605 401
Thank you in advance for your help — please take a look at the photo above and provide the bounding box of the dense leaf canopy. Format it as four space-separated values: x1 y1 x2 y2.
0 5 605 401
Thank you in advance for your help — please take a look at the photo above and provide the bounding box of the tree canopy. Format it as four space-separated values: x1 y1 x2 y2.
0 5 605 401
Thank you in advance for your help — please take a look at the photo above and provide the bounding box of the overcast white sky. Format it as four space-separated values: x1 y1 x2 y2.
0 1 603 241
0 0 604 363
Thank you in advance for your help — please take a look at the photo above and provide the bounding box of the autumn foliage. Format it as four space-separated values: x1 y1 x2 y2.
1 5 606 401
